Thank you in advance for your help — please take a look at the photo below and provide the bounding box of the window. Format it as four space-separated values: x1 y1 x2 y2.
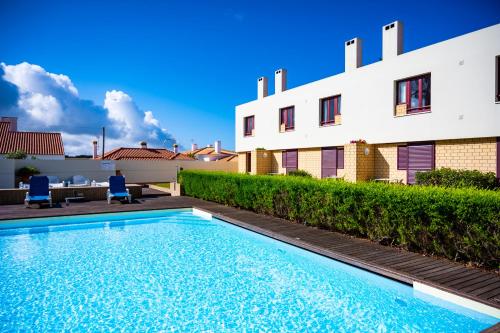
320 95 341 126
245 152 252 173
243 116 254 136
321 147 344 178
397 143 435 184
496 56 500 102
279 106 295 131
282 149 298 173
396 74 431 114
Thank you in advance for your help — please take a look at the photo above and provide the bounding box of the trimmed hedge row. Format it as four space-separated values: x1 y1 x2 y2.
416 168 499 190
179 170 500 269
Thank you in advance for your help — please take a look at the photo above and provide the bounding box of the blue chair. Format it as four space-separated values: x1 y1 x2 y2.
25 176 52 208
107 176 131 204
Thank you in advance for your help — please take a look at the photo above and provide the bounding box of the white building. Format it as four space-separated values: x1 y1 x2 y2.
235 22 500 183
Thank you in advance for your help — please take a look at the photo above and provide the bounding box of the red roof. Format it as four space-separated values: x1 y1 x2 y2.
0 121 65 155
182 147 236 156
99 147 194 160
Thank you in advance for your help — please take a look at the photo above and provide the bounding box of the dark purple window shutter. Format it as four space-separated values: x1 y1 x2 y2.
286 149 298 171
407 143 434 184
337 148 344 169
408 144 434 170
282 150 286 167
496 137 499 179
397 146 408 170
321 147 337 178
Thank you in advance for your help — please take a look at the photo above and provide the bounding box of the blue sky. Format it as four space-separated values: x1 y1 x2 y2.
1 0 499 153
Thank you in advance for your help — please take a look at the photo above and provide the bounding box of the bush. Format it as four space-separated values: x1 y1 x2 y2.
416 168 499 190
16 166 40 178
5 149 27 159
179 170 500 269
287 169 312 178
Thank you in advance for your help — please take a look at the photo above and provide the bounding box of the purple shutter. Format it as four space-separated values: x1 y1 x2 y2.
337 148 344 169
282 150 286 167
397 146 408 170
407 143 434 184
496 137 499 179
286 149 298 172
321 147 337 178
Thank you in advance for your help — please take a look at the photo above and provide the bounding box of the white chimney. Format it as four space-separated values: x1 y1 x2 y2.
191 143 198 151
1 117 17 131
274 68 287 93
345 38 362 71
257 77 268 99
214 140 221 154
140 141 147 149
92 140 98 159
382 21 403 60
173 144 179 154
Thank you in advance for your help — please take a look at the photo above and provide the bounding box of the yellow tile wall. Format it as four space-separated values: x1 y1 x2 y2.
435 138 497 173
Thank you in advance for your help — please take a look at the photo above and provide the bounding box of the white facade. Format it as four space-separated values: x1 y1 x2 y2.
235 23 500 152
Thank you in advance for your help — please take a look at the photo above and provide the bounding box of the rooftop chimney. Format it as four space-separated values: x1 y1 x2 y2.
214 140 221 154
382 21 403 60
92 140 98 159
257 77 268 99
173 144 179 154
140 141 147 149
191 143 198 151
274 69 287 93
1 117 17 131
345 38 362 71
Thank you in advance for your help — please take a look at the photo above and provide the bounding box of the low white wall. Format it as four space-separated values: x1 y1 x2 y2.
0 159 237 188
0 160 15 189
115 160 237 183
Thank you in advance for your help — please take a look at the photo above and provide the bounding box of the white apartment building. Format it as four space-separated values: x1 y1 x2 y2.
235 21 500 183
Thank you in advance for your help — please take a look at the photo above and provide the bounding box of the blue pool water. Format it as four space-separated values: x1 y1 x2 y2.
0 209 497 332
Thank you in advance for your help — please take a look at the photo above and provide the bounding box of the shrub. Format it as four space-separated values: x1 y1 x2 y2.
179 170 500 269
287 169 312 178
5 149 27 159
16 166 40 178
416 168 499 190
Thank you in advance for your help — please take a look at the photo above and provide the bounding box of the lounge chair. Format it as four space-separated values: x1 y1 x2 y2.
25 176 52 208
107 176 131 204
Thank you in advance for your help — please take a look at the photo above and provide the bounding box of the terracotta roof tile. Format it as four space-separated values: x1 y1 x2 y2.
99 147 194 160
0 122 65 155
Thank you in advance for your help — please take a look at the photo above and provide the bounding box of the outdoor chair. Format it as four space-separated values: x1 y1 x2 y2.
25 176 52 208
107 176 131 204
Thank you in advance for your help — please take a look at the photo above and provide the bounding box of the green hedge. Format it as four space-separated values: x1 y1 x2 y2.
179 170 500 269
416 168 499 190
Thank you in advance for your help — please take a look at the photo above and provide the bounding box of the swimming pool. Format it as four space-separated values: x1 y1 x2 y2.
0 209 497 331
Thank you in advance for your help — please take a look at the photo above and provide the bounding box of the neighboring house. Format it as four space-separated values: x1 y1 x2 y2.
96 141 194 160
235 22 500 184
0 117 65 160
183 140 238 162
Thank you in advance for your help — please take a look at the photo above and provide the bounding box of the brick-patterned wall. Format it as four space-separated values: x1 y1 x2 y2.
252 150 272 175
435 138 497 173
344 143 374 182
238 153 247 173
374 144 407 183
355 143 375 181
298 148 322 178
271 151 284 174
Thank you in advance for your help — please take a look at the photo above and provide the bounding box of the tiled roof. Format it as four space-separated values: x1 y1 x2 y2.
99 147 194 160
182 147 237 156
0 121 65 155
218 155 238 162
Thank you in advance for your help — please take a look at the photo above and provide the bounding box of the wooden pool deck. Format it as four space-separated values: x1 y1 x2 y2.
0 191 499 324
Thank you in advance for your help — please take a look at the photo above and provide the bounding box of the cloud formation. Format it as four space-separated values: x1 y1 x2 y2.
0 62 176 155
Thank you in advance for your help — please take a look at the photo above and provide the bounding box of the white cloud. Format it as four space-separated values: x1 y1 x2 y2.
0 62 176 155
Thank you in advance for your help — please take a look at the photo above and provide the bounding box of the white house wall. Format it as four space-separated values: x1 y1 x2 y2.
235 24 500 152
